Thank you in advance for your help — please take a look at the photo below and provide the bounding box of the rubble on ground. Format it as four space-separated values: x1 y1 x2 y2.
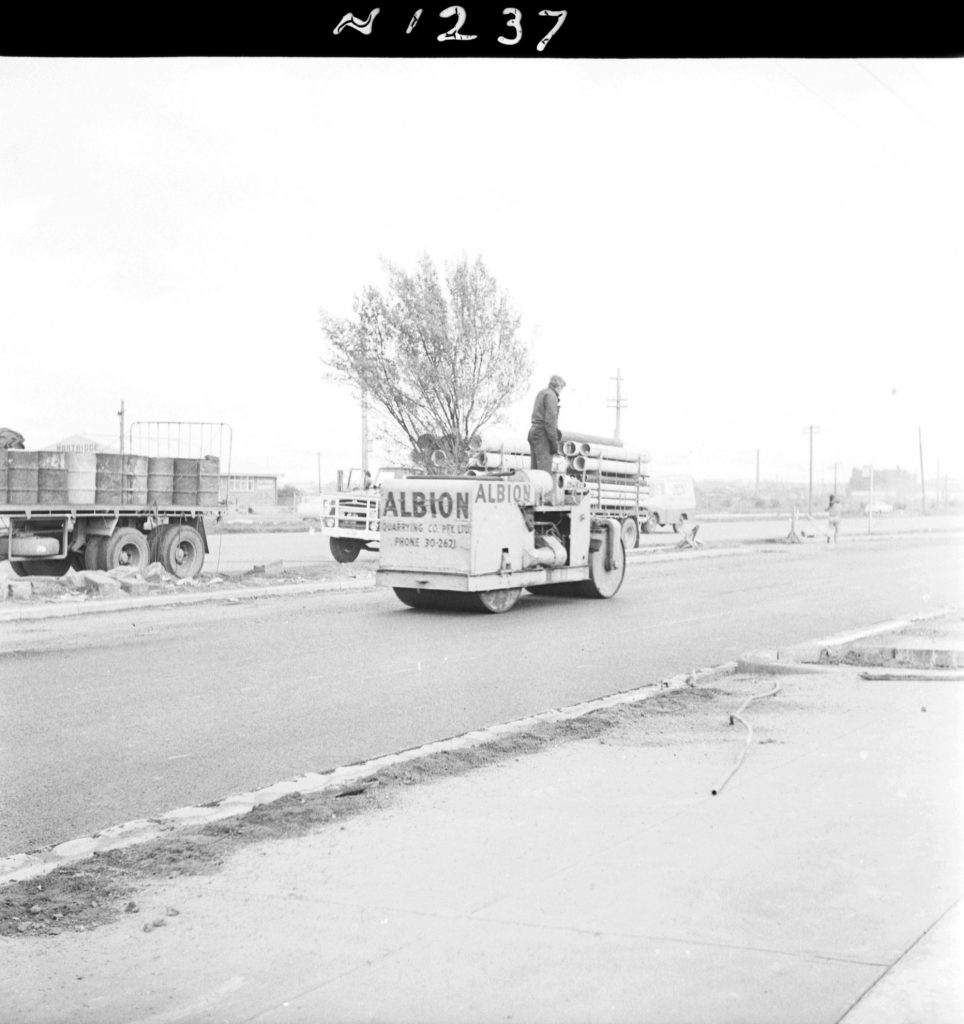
0 560 374 605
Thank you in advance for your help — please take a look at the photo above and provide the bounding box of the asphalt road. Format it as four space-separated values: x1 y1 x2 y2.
204 512 963 572
1 534 962 857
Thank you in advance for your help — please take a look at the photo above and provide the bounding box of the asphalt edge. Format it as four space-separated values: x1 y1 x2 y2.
736 605 963 674
3 606 959 886
0 660 737 887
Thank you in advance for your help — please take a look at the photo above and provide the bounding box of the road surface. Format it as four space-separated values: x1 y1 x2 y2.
1 534 961 856
204 512 963 572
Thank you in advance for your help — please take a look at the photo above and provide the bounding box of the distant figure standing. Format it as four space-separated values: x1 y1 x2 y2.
528 374 566 473
826 493 842 543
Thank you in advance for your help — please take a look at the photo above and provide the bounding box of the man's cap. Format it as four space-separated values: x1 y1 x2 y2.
549 374 567 389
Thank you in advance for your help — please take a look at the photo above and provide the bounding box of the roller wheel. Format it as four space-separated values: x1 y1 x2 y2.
84 536 107 571
620 517 639 549
330 537 361 563
102 528 150 572
525 581 586 598
583 533 626 598
393 587 427 608
8 557 73 577
393 588 465 611
393 588 506 612
156 524 205 578
476 588 522 613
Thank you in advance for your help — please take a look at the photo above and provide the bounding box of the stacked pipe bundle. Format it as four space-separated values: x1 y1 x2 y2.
457 433 652 511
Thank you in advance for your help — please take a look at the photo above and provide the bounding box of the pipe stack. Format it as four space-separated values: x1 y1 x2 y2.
435 433 652 513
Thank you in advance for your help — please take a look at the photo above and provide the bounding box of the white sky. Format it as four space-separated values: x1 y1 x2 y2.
1 58 961 489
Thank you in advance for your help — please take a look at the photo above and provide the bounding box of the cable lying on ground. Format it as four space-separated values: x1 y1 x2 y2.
711 681 782 796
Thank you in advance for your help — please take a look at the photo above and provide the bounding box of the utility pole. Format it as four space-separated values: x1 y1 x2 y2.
806 425 818 517
918 426 926 515
360 389 370 474
607 369 627 443
868 465 875 534
755 449 760 493
317 452 322 494
118 399 125 459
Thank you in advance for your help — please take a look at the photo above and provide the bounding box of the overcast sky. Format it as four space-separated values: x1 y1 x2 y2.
1 58 960 489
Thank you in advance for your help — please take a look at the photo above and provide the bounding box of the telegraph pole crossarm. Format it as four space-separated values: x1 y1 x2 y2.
607 369 628 444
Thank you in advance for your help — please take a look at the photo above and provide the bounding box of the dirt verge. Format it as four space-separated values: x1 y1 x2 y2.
1 684 725 939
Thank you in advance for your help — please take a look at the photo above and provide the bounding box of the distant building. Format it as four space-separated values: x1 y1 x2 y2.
219 473 278 508
847 467 917 508
47 434 117 453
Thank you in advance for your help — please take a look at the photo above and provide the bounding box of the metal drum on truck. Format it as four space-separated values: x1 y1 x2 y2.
37 451 70 504
6 451 39 505
147 457 175 504
66 452 97 504
198 456 220 506
173 458 199 504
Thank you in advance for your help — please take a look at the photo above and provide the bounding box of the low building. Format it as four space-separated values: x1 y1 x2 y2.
219 473 279 508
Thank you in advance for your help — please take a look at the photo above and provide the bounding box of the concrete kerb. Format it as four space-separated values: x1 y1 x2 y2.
0 575 376 621
0 660 737 888
736 605 963 675
1 527 956 621
0 538 887 621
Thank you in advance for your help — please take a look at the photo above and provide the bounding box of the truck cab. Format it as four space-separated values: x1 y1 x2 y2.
320 467 410 563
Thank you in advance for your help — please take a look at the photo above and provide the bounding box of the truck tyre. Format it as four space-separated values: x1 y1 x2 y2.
330 537 361 563
156 524 205 578
620 517 639 549
102 528 150 572
84 536 107 570
8 557 73 577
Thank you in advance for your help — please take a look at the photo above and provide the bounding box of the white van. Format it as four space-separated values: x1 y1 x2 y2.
642 475 696 533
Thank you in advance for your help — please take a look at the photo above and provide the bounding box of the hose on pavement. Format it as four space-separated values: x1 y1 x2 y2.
711 681 782 796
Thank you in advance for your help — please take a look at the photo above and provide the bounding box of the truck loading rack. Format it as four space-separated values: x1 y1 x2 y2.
1 450 219 579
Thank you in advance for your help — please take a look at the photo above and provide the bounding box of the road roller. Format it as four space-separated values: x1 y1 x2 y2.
375 468 625 613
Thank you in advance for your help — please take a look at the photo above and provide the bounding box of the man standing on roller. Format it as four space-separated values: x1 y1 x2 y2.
528 374 566 473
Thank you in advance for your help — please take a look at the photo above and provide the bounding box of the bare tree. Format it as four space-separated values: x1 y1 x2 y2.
321 254 532 472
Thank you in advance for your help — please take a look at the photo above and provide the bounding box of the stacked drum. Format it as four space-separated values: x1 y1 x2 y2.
147 457 175 504
173 457 219 506
94 454 149 505
4 451 41 505
66 452 97 504
1 451 220 508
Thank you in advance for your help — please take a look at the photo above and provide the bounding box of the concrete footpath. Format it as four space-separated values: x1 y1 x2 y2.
1 615 962 1023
